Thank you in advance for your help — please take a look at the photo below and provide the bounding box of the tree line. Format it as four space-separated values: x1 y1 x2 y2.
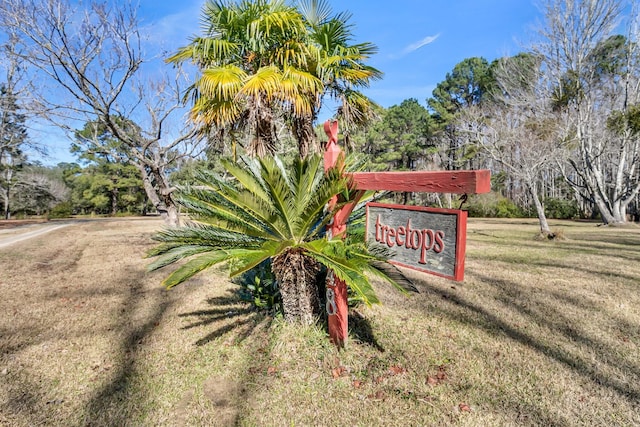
1 0 639 235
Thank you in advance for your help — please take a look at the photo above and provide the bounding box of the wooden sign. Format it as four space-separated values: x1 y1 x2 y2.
366 202 467 281
323 119 489 347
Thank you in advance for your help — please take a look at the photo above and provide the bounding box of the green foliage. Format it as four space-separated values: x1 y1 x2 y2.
466 192 524 218
428 57 491 121
0 83 29 218
588 34 628 80
168 0 380 156
363 98 435 171
607 103 640 136
235 260 282 313
49 201 73 218
9 163 69 217
544 197 578 220
551 70 582 111
427 57 491 169
553 35 629 112
0 83 28 152
67 121 147 215
487 53 541 103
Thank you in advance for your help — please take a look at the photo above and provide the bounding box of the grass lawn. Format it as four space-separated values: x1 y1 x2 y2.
0 217 638 426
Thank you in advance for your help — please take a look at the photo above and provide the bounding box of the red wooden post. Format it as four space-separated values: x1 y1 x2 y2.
323 120 349 348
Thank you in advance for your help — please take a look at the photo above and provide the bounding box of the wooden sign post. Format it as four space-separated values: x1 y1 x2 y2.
323 120 490 347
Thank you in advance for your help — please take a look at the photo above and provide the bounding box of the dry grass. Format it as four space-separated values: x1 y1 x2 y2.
0 217 639 426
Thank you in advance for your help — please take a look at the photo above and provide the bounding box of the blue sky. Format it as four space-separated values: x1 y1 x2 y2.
40 0 542 164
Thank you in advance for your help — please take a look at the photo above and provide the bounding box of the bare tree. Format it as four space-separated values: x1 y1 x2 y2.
536 0 640 224
459 54 567 236
12 167 69 216
0 37 31 219
0 0 202 226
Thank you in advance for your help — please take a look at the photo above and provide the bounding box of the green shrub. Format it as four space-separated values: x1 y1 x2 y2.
49 201 73 219
235 260 282 314
544 197 578 219
467 192 523 218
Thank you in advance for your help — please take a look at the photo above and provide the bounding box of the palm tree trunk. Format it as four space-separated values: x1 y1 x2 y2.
272 249 321 324
292 115 319 158
248 96 277 158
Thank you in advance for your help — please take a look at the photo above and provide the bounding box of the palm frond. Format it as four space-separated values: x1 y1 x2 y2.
273 41 310 68
296 164 349 237
348 42 379 58
253 9 305 40
166 37 239 67
282 66 323 93
198 65 246 100
150 221 264 248
303 239 380 306
146 244 217 271
297 0 333 28
239 65 281 99
276 66 323 116
191 94 243 127
228 239 293 277
291 154 323 210
179 176 289 240
176 188 275 237
257 156 297 238
162 249 244 289
221 158 271 205
337 90 380 128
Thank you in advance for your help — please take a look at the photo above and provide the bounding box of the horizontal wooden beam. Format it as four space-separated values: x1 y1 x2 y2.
350 170 491 195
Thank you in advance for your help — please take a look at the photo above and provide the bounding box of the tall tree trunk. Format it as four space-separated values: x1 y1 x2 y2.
528 182 552 236
141 194 148 216
2 169 12 219
2 190 9 220
111 185 118 216
272 249 321 325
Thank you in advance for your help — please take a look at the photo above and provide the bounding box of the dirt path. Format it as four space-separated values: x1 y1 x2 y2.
0 222 73 249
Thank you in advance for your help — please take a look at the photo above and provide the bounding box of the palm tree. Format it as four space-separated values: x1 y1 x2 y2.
168 0 322 157
294 0 383 153
147 154 407 324
168 0 381 159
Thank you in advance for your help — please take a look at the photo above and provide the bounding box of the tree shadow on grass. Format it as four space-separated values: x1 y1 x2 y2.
413 273 640 405
180 289 389 351
83 267 174 426
178 290 273 346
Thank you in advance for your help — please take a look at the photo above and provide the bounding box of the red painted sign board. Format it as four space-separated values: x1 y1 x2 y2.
366 203 468 281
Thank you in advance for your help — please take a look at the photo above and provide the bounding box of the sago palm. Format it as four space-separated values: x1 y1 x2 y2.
147 154 407 324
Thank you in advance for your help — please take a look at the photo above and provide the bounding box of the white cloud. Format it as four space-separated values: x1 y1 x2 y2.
140 3 202 54
402 33 441 55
